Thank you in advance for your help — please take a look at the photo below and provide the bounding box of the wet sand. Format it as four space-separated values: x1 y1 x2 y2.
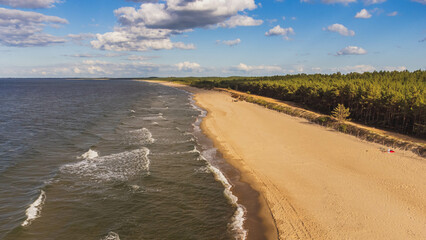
146 81 426 239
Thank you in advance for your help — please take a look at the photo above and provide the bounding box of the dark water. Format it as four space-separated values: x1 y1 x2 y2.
0 79 246 239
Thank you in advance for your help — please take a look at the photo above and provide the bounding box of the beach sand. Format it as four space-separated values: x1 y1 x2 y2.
146 81 426 239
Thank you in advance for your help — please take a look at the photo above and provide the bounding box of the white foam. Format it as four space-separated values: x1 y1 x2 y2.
190 93 247 239
207 164 247 240
144 148 151 175
142 115 165 121
62 148 151 182
194 166 210 174
128 184 161 193
129 109 136 113
189 146 200 154
79 149 99 159
130 184 140 191
102 231 120 240
128 128 155 145
151 144 199 156
22 190 46 227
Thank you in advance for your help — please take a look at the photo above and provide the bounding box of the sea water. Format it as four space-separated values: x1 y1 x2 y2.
0 79 245 239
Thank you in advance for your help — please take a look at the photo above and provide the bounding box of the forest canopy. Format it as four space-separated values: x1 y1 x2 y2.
157 70 426 138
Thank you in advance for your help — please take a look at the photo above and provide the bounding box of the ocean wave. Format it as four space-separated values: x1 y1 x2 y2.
102 231 120 240
192 141 247 239
61 148 151 182
22 190 46 227
129 184 161 193
127 128 155 145
79 149 99 159
151 145 199 156
207 164 247 240
194 166 210 174
142 113 166 121
189 146 201 154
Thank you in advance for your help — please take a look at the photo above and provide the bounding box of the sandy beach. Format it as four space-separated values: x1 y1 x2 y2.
148 81 426 239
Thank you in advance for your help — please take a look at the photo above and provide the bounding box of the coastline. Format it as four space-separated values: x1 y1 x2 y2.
143 80 426 239
142 80 278 239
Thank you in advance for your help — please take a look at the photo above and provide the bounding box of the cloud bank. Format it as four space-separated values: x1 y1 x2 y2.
0 0 60 8
0 8 68 47
92 0 261 51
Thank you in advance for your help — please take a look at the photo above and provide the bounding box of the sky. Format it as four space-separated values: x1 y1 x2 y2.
0 0 425 78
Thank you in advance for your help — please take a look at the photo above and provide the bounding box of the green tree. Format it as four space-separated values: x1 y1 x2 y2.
332 104 351 122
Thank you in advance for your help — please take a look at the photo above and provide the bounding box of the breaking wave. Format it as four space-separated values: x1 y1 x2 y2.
142 113 166 121
61 148 151 182
207 164 247 240
22 190 46 227
79 149 99 159
102 231 120 240
189 94 247 239
127 128 155 145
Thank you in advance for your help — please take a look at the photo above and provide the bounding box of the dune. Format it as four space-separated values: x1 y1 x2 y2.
146 81 426 239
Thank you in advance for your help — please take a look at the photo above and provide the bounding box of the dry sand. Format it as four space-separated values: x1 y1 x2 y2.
145 81 426 239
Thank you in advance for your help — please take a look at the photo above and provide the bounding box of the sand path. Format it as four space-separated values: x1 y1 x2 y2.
147 81 426 239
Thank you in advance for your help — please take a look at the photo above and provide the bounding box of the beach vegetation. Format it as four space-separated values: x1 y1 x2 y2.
332 104 350 122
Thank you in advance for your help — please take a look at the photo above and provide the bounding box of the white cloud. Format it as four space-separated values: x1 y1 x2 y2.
127 55 156 61
363 0 386 5
324 23 355 36
0 8 68 47
91 25 195 51
115 0 257 30
92 0 259 52
66 52 128 58
412 0 426 4
387 11 398 16
67 33 96 41
0 0 60 8
22 60 162 77
355 9 372 18
322 0 356 4
384 66 407 71
265 25 295 40
333 65 376 73
235 63 283 72
218 38 241 46
175 61 201 72
73 67 81 74
311 67 322 72
218 15 263 28
301 0 356 4
336 46 367 55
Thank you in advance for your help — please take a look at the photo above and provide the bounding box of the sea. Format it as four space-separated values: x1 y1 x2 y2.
0 79 249 240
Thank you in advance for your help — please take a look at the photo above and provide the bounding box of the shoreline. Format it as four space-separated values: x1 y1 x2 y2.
142 80 426 239
142 80 278 239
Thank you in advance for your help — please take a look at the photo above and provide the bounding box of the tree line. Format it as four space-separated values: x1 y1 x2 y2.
162 70 426 138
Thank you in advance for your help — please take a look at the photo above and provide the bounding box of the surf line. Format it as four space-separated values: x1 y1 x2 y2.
190 94 248 240
22 190 46 227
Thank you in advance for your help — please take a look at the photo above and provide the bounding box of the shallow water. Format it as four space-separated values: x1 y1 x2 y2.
0 79 244 239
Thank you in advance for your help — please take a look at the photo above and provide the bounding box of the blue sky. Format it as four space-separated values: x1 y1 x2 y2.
0 0 425 77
